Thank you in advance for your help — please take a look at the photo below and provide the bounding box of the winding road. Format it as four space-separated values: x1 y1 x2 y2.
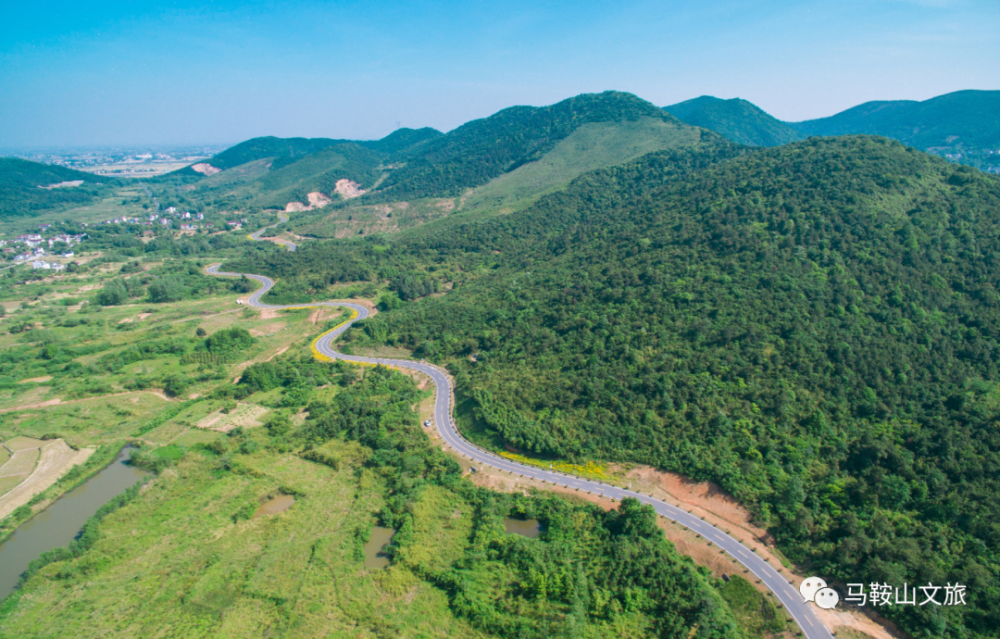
247 214 297 251
207 223 835 639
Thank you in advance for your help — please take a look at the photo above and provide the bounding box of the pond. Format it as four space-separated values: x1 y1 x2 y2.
254 494 295 518
503 517 543 538
0 446 148 599
363 526 395 569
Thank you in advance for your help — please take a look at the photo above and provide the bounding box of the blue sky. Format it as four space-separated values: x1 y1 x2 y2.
1 0 996 147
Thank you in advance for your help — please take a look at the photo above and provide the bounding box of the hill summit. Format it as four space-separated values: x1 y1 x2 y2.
664 96 804 147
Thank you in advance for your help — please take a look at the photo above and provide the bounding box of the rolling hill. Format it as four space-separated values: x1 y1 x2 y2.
664 96 805 147
232 136 1000 638
0 158 119 219
167 92 719 237
790 89 1000 148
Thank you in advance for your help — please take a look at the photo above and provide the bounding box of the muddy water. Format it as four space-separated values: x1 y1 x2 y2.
504 517 542 538
254 494 295 518
0 446 148 599
363 526 395 569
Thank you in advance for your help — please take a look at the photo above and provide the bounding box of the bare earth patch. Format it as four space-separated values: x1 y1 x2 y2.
334 179 366 199
17 376 52 384
191 163 221 176
39 180 83 189
286 191 334 212
0 439 94 520
307 191 332 208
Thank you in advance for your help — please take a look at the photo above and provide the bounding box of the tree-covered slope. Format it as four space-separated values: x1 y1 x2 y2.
664 96 805 147
372 91 691 201
791 90 1000 147
0 158 118 218
358 126 442 154
251 143 385 208
234 136 1000 637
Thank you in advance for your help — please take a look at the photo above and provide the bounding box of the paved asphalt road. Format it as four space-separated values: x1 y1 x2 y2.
207 262 835 639
248 214 297 251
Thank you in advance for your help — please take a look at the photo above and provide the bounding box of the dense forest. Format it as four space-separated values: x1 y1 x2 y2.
664 97 804 147
231 136 1000 637
371 91 693 202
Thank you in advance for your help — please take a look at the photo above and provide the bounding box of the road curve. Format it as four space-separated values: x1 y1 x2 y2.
206 262 834 639
248 214 297 251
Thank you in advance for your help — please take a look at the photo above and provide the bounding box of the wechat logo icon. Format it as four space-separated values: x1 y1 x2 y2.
801 577 839 610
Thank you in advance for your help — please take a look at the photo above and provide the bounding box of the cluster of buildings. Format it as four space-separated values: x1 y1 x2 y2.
2 231 85 263
101 207 207 229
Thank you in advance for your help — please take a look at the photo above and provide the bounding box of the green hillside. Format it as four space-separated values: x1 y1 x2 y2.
0 158 118 218
664 96 804 147
184 136 346 173
372 91 689 202
250 143 384 208
232 137 1000 638
791 90 1000 170
289 115 714 238
358 127 442 154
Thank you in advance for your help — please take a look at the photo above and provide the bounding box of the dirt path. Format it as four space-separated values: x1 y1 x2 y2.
0 440 94 520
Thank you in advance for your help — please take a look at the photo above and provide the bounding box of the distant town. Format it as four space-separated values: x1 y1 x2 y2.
0 145 230 177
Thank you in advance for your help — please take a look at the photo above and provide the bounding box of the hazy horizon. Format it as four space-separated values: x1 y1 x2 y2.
2 0 997 148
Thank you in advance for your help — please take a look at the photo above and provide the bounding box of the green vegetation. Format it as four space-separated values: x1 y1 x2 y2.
0 359 753 638
790 89 1000 170
0 158 118 219
235 136 1000 638
664 96 805 147
791 89 1000 149
717 576 785 639
372 91 695 202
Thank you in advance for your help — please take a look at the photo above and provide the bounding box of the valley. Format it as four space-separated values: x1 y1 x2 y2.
1 88 999 639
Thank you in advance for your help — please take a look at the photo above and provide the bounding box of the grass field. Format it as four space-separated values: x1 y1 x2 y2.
0 449 492 639
0 476 25 498
0 450 38 477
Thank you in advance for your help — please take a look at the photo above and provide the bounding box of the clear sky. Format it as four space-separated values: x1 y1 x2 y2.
1 0 997 148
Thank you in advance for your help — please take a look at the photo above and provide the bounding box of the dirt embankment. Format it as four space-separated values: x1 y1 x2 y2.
0 440 94 520
285 191 334 212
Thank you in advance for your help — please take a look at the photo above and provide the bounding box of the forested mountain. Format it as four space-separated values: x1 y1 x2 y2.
163 92 715 235
360 126 442 154
790 90 1000 171
230 136 1000 638
664 96 804 147
372 91 692 202
0 158 118 218
791 90 1000 148
176 127 444 176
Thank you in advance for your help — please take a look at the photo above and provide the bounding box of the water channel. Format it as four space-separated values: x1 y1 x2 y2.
0 446 148 599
